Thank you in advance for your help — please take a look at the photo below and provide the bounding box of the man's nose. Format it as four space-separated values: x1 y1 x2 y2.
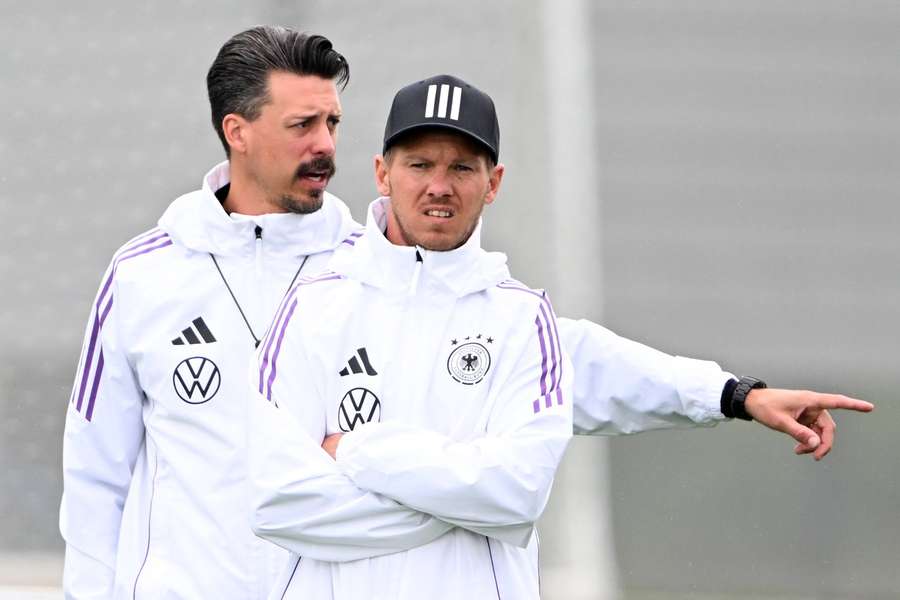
426 170 452 197
310 123 336 156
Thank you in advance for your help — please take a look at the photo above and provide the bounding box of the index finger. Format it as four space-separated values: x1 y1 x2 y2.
805 393 874 412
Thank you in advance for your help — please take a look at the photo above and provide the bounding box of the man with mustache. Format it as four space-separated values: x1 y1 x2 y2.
60 28 358 599
60 26 873 600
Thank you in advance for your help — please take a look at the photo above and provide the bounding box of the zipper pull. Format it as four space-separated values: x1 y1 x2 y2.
409 247 423 296
254 224 263 285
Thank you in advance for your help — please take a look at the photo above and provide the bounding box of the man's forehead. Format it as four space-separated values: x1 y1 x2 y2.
266 71 341 113
391 129 487 159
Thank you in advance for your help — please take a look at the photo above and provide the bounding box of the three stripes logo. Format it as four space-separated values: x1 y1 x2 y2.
338 347 378 377
424 84 462 121
172 356 221 404
172 317 216 345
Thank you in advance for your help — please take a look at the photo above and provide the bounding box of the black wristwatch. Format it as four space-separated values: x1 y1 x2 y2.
722 376 767 421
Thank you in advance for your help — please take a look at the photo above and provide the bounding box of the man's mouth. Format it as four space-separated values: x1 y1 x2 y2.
296 157 336 186
424 208 453 218
301 172 329 183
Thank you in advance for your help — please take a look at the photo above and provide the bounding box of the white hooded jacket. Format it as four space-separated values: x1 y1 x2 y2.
62 162 734 599
60 162 358 599
249 197 573 599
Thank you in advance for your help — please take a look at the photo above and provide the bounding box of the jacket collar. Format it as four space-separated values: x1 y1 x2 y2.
158 161 358 258
331 197 510 297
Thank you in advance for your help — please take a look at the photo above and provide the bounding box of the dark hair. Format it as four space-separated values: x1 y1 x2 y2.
207 26 350 156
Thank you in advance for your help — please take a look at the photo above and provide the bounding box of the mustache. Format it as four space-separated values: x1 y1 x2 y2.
296 156 337 180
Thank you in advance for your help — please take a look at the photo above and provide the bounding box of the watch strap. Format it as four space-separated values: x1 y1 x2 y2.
730 376 767 421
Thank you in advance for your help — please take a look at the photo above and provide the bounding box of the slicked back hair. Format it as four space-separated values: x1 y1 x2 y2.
207 26 350 157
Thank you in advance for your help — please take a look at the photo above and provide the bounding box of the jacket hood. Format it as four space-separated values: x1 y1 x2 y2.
330 197 510 297
158 161 358 258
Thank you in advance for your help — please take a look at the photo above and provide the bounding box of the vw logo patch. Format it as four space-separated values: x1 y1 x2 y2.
447 342 491 385
338 387 381 432
172 356 221 404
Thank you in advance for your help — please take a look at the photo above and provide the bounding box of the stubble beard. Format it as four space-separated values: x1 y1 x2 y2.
391 203 482 252
276 191 324 215
274 155 337 214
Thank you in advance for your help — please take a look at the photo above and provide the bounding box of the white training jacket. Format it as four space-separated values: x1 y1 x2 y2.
249 197 574 599
62 162 732 599
60 162 359 599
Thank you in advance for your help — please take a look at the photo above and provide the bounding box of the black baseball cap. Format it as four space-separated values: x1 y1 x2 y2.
382 74 500 163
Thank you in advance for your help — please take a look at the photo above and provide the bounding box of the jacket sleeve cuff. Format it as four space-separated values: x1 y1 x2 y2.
671 356 735 422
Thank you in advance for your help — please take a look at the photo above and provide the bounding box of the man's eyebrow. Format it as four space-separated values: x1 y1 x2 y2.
284 113 316 121
401 153 430 161
283 110 342 121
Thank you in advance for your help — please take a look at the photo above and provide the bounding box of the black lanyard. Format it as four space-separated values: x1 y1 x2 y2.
209 253 309 348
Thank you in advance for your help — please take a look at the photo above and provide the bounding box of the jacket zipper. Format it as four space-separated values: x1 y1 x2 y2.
409 247 424 296
254 225 263 281
254 226 265 348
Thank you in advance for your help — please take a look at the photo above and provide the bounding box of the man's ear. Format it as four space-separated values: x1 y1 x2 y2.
374 154 391 196
483 163 505 206
222 114 249 155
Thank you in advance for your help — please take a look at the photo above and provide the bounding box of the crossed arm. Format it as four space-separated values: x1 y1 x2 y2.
248 304 572 561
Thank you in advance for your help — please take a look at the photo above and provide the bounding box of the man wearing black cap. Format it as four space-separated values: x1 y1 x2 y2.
248 73 571 600
246 74 873 600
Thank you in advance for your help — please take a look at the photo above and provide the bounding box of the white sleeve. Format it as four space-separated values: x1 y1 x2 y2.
63 547 115 600
335 298 573 548
60 263 145 598
248 297 454 562
557 318 733 435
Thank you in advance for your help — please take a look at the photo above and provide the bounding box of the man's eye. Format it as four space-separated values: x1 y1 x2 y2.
292 121 310 129
454 164 473 172
328 117 341 127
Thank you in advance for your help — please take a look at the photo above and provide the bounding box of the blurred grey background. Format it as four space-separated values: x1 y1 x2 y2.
1 0 898 598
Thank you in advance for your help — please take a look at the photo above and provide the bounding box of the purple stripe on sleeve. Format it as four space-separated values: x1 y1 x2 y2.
534 315 549 397
545 296 564 390
259 273 343 400
500 279 565 414
85 349 104 421
91 232 165 312
258 285 300 393
123 227 163 247
341 231 365 246
75 296 114 411
74 315 102 412
258 272 337 393
539 303 558 404
74 236 171 419
496 280 544 300
112 236 172 268
265 298 299 401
